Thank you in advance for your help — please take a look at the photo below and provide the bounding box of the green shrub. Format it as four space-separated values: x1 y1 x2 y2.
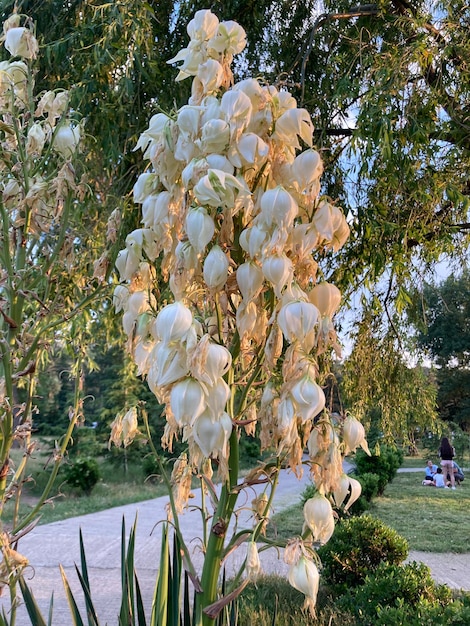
337 561 453 626
64 457 100 495
354 444 403 495
317 514 408 592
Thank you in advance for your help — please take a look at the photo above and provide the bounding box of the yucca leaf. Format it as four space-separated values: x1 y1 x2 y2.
74 565 100 626
134 572 147 626
182 571 191 626
18 575 48 626
119 517 132 625
167 532 182 626
47 593 54 626
151 523 169 626
60 565 85 626
229 598 238 626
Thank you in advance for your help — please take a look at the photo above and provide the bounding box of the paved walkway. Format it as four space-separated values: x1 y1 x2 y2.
1 466 469 625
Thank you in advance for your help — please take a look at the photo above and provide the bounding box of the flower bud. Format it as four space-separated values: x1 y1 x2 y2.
52 123 81 158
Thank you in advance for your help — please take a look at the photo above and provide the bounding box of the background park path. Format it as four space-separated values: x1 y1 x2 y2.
1 465 469 625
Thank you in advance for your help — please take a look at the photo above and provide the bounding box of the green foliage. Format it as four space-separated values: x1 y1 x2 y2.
354 444 403 495
341 311 439 444
336 561 453 626
64 458 100 495
68 428 102 458
347 472 381 515
410 272 470 429
317 514 408 592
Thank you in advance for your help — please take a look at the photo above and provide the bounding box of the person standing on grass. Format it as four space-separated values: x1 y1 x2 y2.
439 436 456 490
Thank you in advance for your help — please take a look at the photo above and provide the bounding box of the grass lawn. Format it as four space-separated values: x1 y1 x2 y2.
268 467 470 553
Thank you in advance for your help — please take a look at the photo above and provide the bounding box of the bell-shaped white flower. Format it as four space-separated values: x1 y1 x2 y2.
313 200 350 251
208 20 246 56
4 26 38 59
246 541 261 581
115 248 141 281
197 58 224 93
187 9 219 41
133 173 158 204
170 377 207 426
239 225 269 259
273 108 313 148
193 410 232 457
203 245 229 291
177 105 201 138
260 186 298 229
236 261 264 301
52 123 81 158
303 493 335 544
185 206 215 254
220 90 252 140
228 132 269 168
113 285 130 313
288 556 319 617
290 376 325 422
197 119 230 154
309 283 341 318
261 254 293 297
277 300 319 351
343 415 371 456
291 149 323 191
154 302 193 343
193 169 247 208
333 473 362 511
204 341 232 384
147 342 188 391
26 123 46 155
205 377 231 418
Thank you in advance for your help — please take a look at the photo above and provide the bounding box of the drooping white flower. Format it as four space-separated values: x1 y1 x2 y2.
303 493 335 544
192 410 232 457
185 206 215 254
291 149 323 192
260 186 298 230
4 26 38 59
170 377 207 426
272 108 313 149
245 541 261 582
277 300 319 351
236 261 264 301
308 283 341 318
288 556 319 617
147 342 189 391
26 122 46 155
333 473 362 511
290 375 325 422
52 123 81 158
342 415 371 455
203 245 229 291
208 20 246 56
261 254 293 296
197 59 224 93
154 302 193 343
197 119 230 154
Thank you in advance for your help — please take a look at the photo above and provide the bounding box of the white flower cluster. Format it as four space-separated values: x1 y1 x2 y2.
113 9 368 610
114 8 353 473
0 14 82 236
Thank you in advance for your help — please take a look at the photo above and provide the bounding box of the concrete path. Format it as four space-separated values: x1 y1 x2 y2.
0 465 469 625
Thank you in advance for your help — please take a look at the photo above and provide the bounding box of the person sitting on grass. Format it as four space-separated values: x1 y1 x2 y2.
433 467 447 488
449 461 464 486
422 459 438 486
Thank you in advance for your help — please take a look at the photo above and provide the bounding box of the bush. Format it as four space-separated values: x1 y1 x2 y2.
64 457 100 495
354 444 403 495
347 472 381 515
317 514 408 592
337 561 453 626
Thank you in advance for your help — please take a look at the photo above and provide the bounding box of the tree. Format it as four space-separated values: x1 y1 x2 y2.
341 308 439 448
411 271 470 430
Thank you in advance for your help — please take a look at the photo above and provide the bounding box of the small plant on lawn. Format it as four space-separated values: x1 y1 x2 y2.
336 561 453 626
354 443 403 495
64 458 100 495
317 514 408 592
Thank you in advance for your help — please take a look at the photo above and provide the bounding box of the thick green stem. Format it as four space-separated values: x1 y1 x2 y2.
197 429 239 626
